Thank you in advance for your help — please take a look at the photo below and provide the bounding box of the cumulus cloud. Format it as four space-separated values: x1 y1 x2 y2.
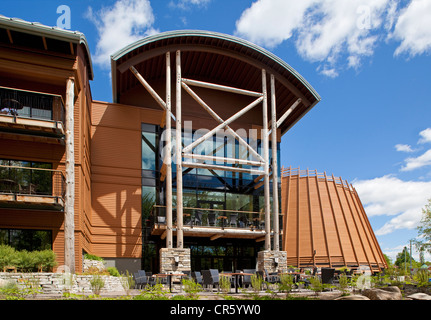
395 144 414 152
353 175 431 235
235 0 391 76
391 0 431 57
86 0 159 69
419 128 431 144
401 149 431 172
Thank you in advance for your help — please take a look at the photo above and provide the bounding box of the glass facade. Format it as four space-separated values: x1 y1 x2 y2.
141 123 280 271
0 228 52 251
0 159 53 195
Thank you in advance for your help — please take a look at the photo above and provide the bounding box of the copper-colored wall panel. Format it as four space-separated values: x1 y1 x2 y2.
281 167 387 272
90 101 144 259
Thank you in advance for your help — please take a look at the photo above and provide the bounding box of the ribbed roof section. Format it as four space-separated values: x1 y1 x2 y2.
281 167 387 272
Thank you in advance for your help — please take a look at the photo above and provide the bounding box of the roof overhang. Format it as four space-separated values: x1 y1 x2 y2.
0 15 94 80
111 30 320 135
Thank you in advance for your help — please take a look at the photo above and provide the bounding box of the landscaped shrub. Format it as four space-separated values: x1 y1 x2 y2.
0 245 57 272
84 253 104 261
0 245 17 270
107 267 120 277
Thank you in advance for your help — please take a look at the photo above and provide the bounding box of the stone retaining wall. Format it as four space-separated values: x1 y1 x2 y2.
0 272 127 295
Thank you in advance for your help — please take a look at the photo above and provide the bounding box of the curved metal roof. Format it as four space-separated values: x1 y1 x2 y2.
111 30 321 134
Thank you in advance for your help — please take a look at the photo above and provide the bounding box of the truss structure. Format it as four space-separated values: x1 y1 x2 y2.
130 50 300 253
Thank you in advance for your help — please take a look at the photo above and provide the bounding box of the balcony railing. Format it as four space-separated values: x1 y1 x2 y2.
151 205 272 230
0 86 65 135
0 165 65 207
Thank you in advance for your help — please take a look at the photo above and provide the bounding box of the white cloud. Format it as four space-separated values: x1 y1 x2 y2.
395 144 414 152
235 0 391 76
170 0 211 10
401 149 431 172
392 0 431 57
419 128 431 144
86 0 159 69
354 175 431 235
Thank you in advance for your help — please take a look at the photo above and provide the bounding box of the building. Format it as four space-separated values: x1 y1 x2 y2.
281 167 387 272
1 15 343 274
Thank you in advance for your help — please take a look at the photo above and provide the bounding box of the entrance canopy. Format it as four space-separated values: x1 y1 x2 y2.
110 30 320 135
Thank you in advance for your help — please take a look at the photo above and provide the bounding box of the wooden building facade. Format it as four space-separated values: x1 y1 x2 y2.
0 17 388 275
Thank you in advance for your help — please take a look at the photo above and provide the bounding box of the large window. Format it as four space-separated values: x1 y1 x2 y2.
0 159 52 195
0 228 52 251
141 124 281 271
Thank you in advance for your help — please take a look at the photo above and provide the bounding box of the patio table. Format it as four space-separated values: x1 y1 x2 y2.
152 273 187 292
220 272 254 293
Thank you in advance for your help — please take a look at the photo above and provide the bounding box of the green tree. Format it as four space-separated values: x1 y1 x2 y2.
415 198 431 255
395 247 414 267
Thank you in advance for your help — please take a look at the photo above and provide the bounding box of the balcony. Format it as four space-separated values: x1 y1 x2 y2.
0 165 65 210
151 205 281 241
0 86 65 144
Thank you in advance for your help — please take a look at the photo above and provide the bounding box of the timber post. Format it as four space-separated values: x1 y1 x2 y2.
64 77 75 273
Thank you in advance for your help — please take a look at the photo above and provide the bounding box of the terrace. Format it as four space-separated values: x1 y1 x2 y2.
0 164 65 210
151 205 284 241
0 86 65 144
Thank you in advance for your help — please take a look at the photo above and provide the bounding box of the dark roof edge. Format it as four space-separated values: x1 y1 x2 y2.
0 15 94 80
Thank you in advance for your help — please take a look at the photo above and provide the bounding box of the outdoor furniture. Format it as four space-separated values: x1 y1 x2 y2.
208 213 216 226
263 269 280 284
152 273 187 292
242 269 256 289
217 215 227 228
229 213 238 227
221 271 254 293
191 271 203 285
321 267 335 284
134 272 145 289
194 211 203 226
202 269 219 291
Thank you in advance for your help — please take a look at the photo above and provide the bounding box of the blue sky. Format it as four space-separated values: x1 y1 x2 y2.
2 0 431 262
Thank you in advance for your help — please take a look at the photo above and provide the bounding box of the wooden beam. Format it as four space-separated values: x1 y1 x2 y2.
181 82 264 162
271 74 280 251
165 52 173 249
175 50 184 249
42 37 48 50
210 234 223 241
183 153 264 167
182 161 265 175
182 78 263 97
6 29 13 44
262 69 271 251
182 95 263 154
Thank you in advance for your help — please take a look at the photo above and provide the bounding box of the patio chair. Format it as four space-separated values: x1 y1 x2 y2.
194 211 203 226
191 271 203 285
263 269 280 284
157 216 166 225
202 269 219 291
229 213 238 227
242 269 256 289
321 267 335 285
134 272 145 289
208 213 216 226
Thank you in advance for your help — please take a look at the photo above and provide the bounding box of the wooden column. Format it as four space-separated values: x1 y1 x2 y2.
165 52 173 249
262 70 271 251
64 77 75 273
270 74 280 251
175 50 184 249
